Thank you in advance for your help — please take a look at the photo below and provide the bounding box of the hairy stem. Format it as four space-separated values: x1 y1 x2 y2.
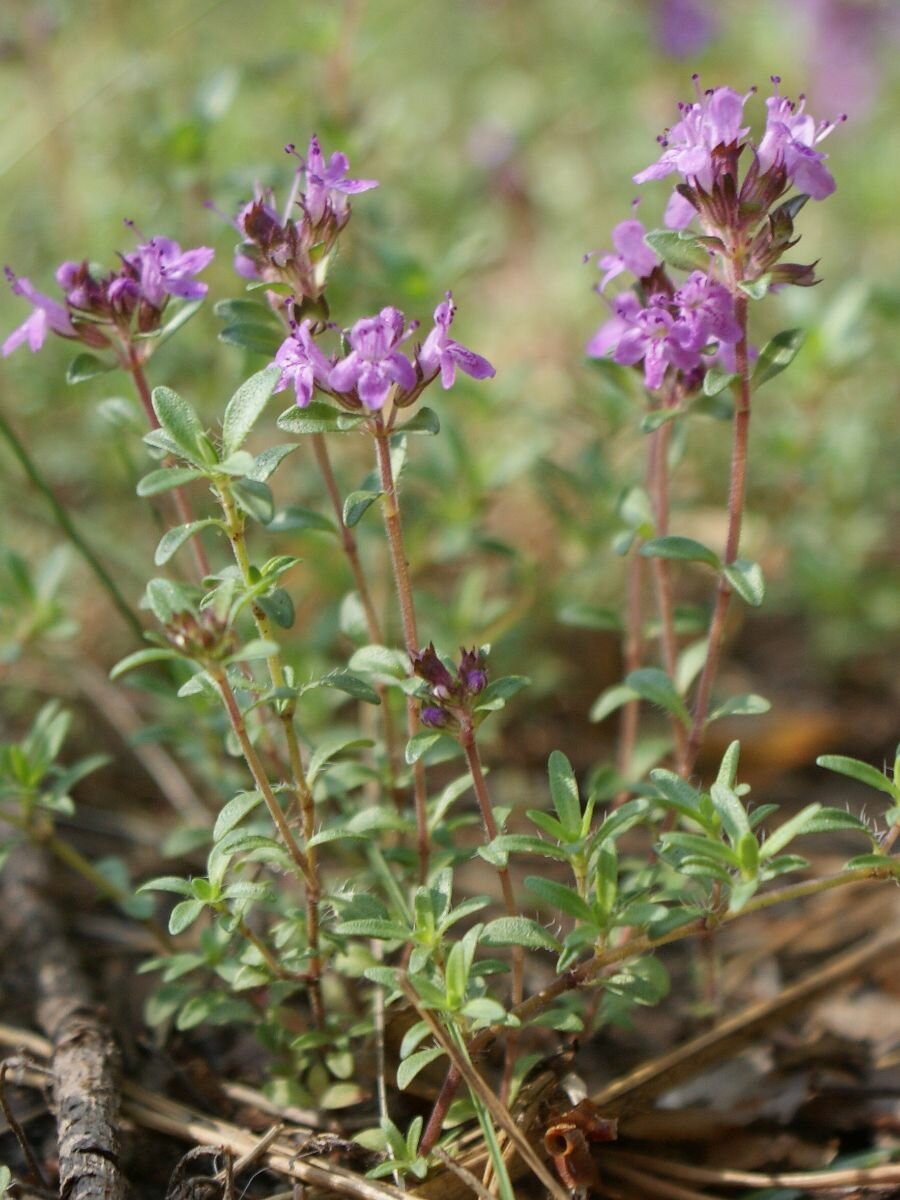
372 415 429 881
127 350 210 582
615 552 644 798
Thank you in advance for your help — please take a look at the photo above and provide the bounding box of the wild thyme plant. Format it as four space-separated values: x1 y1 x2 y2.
2 80 899 1191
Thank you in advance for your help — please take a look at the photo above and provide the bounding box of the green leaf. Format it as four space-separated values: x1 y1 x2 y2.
315 669 381 705
406 731 457 765
397 1047 444 1091
213 792 263 842
625 668 691 726
228 638 280 663
802 808 871 836
155 519 220 566
723 559 765 607
590 683 638 724
709 694 771 721
278 401 364 435
222 366 281 455
268 505 337 535
400 406 440 435
557 602 622 631
844 854 900 873
143 577 197 623
753 328 805 388
644 229 711 272
524 877 594 922
484 834 569 863
256 587 294 629
109 647 178 679
137 466 206 496
137 875 193 896
759 803 822 860
640 536 720 569
215 450 256 477
737 274 772 301
816 755 899 799
334 918 409 940
481 917 561 952
640 407 682 433
231 479 274 524
248 443 301 483
214 297 280 325
702 366 739 397
474 675 530 712
343 489 382 528
548 750 581 837
308 735 375 785
218 322 282 356
66 352 114 384
650 769 704 820
169 898 205 935
151 386 206 460
711 778 751 844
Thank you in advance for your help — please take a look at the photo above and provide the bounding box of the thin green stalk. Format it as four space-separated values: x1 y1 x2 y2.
372 414 429 881
0 407 143 640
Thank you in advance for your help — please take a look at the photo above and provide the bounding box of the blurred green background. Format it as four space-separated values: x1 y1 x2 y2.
1 0 897 776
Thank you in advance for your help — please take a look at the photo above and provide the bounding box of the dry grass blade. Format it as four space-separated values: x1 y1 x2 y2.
603 1158 725 1200
608 1149 900 1191
432 1147 498 1200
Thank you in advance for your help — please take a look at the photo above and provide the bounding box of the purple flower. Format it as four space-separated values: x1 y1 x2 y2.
2 269 75 356
418 292 495 388
757 80 843 201
595 214 658 291
586 292 642 359
303 134 378 225
634 79 751 228
126 237 214 309
270 320 333 407
458 647 488 695
672 272 742 348
614 299 702 390
329 307 417 410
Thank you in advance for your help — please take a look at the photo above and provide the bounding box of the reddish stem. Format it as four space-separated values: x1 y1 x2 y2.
372 416 429 881
680 294 750 775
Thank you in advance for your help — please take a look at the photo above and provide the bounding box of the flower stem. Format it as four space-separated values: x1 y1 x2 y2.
615 552 644 799
126 350 210 582
680 294 750 776
372 415 429 882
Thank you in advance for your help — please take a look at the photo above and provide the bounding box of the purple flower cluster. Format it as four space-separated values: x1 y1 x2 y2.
3 234 213 360
589 270 740 391
232 134 377 299
587 75 843 393
634 75 843 231
270 292 494 412
410 643 488 729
